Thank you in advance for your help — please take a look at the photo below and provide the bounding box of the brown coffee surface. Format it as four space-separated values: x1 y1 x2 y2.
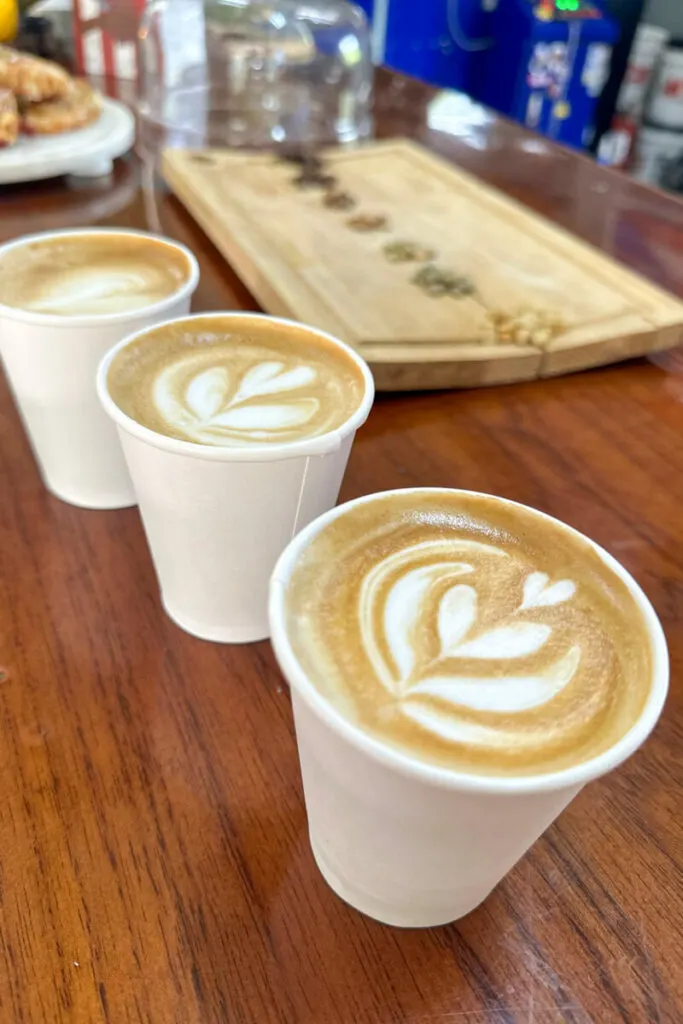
284 490 653 777
0 233 190 315
107 315 367 448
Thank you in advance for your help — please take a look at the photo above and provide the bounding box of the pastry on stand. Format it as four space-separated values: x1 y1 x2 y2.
0 85 17 146
0 45 101 149
21 78 102 135
0 44 70 102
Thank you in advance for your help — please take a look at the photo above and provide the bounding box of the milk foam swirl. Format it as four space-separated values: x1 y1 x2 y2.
360 539 581 751
0 234 190 316
107 318 367 448
153 357 328 446
284 492 652 776
25 266 177 315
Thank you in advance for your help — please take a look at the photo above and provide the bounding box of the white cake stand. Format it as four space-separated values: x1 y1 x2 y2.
0 97 136 184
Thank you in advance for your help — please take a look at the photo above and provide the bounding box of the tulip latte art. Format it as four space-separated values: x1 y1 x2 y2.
284 491 652 776
108 315 366 447
0 233 191 316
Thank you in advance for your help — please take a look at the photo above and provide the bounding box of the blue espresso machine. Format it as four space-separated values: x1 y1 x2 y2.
479 0 619 148
358 0 493 95
364 0 619 150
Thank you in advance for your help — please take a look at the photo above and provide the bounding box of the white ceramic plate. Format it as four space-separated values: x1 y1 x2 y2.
0 97 135 184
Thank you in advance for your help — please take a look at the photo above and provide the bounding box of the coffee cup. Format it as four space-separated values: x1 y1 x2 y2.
269 488 669 927
97 312 375 643
0 228 199 509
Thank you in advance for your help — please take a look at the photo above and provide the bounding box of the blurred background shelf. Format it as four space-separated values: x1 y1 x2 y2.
12 0 683 197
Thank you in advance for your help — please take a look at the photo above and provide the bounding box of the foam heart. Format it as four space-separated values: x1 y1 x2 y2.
521 572 576 609
358 542 581 719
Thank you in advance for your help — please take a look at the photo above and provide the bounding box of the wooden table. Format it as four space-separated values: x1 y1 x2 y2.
1 72 681 1023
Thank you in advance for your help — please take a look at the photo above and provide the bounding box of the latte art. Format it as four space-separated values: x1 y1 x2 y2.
107 315 367 447
24 267 172 316
284 492 652 776
156 358 325 445
0 233 191 315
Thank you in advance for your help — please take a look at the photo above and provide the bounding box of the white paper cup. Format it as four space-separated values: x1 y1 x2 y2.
0 229 199 509
269 489 669 928
97 313 375 643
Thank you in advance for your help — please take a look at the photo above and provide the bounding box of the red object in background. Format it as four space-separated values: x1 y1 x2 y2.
663 78 683 98
597 112 639 170
73 0 144 89
536 0 555 18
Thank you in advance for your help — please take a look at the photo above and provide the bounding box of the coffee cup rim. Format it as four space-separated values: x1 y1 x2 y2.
0 228 200 326
96 311 376 462
268 487 670 795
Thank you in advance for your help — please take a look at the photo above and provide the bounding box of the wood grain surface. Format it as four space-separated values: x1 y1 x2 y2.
0 70 682 1023
162 139 683 390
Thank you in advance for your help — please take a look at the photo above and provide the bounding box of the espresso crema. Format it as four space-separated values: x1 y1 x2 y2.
107 315 367 448
0 233 191 316
282 491 653 777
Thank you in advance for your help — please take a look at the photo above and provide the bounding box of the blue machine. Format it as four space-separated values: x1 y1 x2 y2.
480 1 618 149
365 0 619 150
361 0 492 95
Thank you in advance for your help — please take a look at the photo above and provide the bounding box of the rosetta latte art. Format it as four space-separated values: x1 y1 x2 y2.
154 358 327 446
107 317 367 447
284 492 652 776
359 540 580 748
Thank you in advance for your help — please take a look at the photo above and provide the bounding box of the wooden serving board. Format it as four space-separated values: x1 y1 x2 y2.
163 139 683 391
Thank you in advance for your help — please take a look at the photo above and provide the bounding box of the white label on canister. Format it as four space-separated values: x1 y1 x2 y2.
82 29 105 75
113 41 137 81
78 0 101 20
648 48 683 129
